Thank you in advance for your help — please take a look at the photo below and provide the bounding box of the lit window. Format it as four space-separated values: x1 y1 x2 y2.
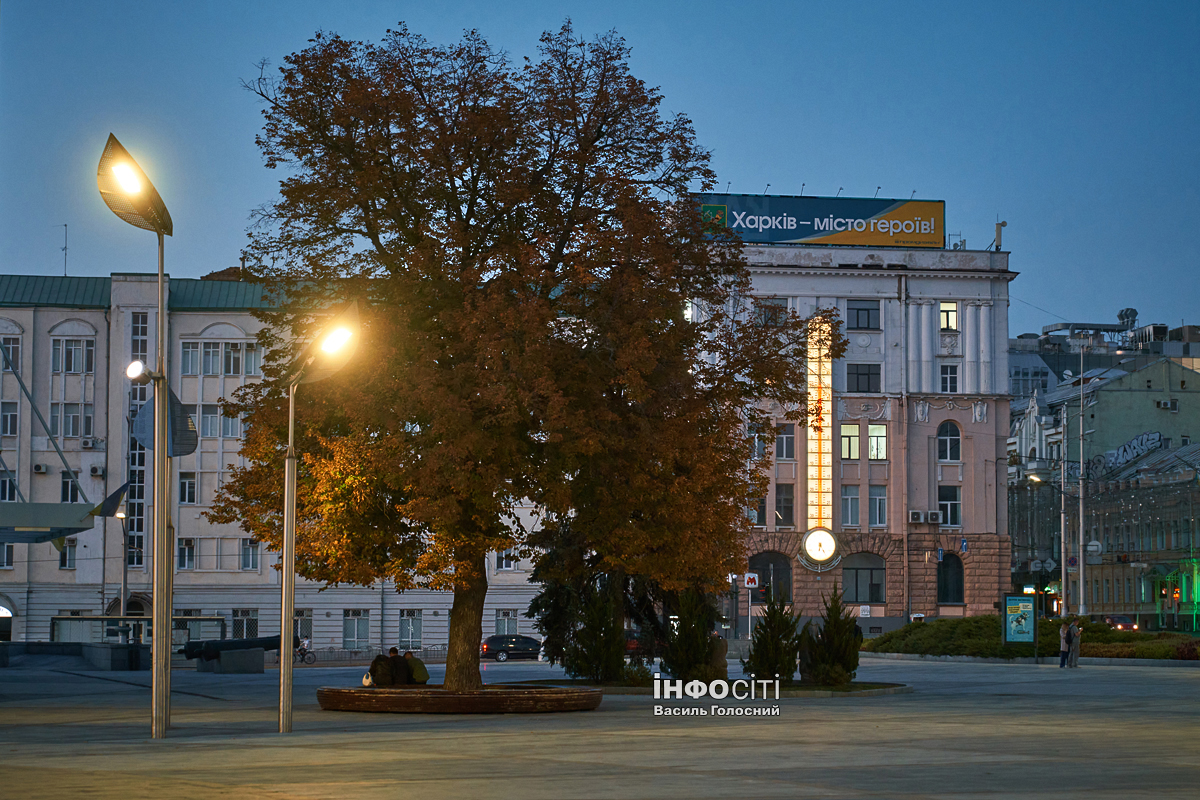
940 302 958 331
868 425 887 460
840 424 860 460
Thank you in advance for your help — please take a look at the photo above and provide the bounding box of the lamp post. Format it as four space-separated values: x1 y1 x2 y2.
279 302 359 734
116 502 128 618
97 134 174 738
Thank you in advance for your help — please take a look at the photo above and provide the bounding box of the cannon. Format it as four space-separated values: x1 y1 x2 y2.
178 635 300 662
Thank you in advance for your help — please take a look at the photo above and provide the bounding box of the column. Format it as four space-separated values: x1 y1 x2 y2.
963 301 978 395
979 301 994 394
908 301 922 394
923 302 937 394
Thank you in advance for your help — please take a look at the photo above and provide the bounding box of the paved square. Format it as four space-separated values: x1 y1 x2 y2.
1 657 1197 799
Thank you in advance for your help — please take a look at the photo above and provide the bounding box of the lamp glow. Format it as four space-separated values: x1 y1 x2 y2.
126 360 146 380
111 163 142 195
115 503 127 520
320 327 353 354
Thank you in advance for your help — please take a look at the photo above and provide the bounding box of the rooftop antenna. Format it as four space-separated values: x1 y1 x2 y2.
725 181 730 194
763 183 771 194
836 187 843 197
910 190 916 199
800 183 805 197
61 224 68 276
874 186 881 198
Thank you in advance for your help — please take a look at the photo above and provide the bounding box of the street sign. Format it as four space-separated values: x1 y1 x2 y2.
937 547 944 562
1044 559 1056 573
1030 560 1043 572
859 605 871 618
1067 556 1079 568
743 573 759 589
1087 541 1102 555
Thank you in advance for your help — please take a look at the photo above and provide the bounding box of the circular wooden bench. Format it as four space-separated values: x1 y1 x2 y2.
317 685 603 714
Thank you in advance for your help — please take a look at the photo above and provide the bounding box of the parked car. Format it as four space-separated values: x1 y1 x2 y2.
480 634 542 662
624 628 665 658
1104 615 1139 631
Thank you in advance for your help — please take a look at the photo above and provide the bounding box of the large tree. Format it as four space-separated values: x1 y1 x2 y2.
210 22 842 691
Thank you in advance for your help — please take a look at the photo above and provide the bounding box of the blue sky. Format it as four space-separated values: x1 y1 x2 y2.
1 1 1197 335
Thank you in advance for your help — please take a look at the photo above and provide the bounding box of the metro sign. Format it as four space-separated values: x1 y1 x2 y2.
744 573 760 589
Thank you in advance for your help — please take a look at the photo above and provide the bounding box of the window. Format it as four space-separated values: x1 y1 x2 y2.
131 312 148 363
937 421 961 462
1126 578 1133 605
179 473 197 505
232 609 259 639
753 297 789 326
940 364 959 394
750 423 769 459
496 608 520 635
127 532 144 567
223 342 242 375
775 483 794 527
775 423 795 460
343 609 370 649
1 337 19 371
398 609 423 650
59 538 76 569
841 424 860 460
240 539 260 570
842 553 885 604
0 543 13 568
244 343 261 376
221 413 242 439
847 364 881 393
202 343 221 375
846 299 881 330
61 471 80 503
201 405 220 438
52 339 94 374
178 538 195 570
937 553 964 603
0 478 16 502
50 403 93 438
868 424 887 460
938 486 962 526
294 608 313 640
496 549 517 570
1 402 16 436
869 485 887 527
748 551 792 603
180 342 200 375
940 302 958 331
1104 579 1111 603
748 498 767 526
841 485 860 526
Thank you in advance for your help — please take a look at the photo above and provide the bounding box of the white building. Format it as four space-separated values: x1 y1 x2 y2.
0 273 536 647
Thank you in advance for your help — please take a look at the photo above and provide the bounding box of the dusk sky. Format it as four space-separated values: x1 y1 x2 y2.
1 1 1197 335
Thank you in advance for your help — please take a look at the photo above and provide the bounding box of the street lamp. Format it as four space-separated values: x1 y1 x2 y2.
279 302 359 734
97 133 174 739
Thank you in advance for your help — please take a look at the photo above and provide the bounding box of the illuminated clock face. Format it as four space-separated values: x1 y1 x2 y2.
803 528 837 562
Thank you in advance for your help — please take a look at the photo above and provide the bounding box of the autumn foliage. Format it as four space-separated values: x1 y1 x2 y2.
208 21 844 691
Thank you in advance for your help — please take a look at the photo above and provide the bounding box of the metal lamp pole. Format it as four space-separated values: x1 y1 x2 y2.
278 303 359 734
97 134 174 738
1078 346 1088 617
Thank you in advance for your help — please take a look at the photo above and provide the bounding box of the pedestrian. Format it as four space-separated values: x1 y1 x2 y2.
708 631 728 681
1068 620 1082 668
1059 621 1071 668
388 647 410 685
404 651 430 685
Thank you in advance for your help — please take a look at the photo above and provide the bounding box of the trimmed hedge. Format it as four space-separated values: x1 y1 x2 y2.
863 615 1197 660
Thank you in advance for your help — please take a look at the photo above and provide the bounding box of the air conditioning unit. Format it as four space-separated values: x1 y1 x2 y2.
1156 399 1179 412
926 510 944 525
81 438 95 449
32 463 47 474
908 510 925 524
89 465 105 478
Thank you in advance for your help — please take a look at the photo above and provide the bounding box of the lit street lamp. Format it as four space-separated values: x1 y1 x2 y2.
97 134 174 739
279 302 359 733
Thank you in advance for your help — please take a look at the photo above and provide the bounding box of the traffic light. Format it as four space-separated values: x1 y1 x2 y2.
1173 587 1182 602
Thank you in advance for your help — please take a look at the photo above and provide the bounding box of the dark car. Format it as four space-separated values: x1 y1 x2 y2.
1104 615 1139 631
480 634 541 662
623 628 664 658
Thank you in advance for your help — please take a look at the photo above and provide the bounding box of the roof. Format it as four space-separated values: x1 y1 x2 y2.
168 279 281 311
0 275 111 308
1107 441 1200 482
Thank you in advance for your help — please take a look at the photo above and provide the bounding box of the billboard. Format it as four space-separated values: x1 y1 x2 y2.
697 193 945 248
1003 595 1035 644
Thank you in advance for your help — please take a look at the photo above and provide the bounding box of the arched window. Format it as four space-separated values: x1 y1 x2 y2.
841 552 885 604
748 551 792 603
937 421 961 462
937 553 964 604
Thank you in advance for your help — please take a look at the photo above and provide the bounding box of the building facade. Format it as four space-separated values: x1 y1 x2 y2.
738 245 1014 635
0 274 536 646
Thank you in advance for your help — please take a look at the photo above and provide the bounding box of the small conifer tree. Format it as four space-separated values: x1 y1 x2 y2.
798 582 861 686
740 588 800 683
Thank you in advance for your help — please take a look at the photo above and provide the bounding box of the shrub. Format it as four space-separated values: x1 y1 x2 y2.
741 588 801 684
562 583 626 683
623 663 653 686
660 590 716 682
798 582 860 686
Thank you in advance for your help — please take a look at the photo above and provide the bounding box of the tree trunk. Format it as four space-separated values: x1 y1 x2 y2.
443 553 488 692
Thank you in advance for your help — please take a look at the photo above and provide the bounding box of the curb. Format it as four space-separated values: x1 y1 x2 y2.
860 652 1200 668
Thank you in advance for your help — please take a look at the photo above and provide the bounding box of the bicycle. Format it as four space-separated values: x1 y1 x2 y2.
294 648 317 665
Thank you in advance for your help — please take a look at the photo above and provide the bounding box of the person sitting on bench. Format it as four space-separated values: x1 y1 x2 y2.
404 651 430 685
388 647 410 685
